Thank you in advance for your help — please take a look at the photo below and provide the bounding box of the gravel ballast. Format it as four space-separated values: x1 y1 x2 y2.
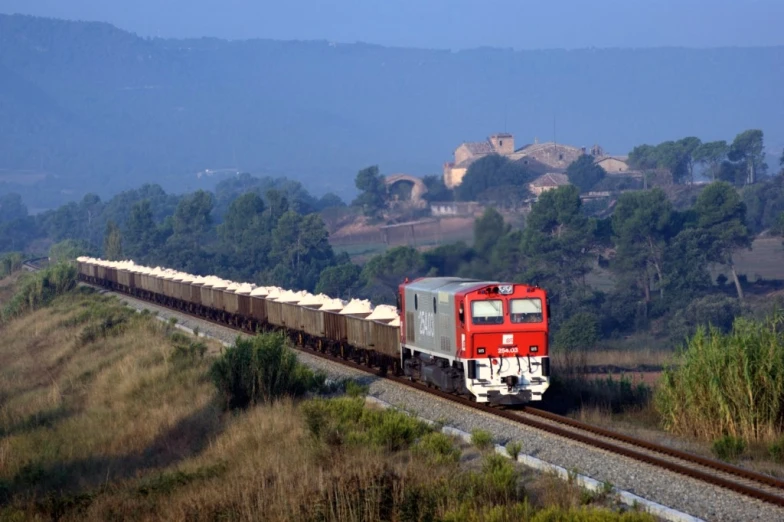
102 288 784 522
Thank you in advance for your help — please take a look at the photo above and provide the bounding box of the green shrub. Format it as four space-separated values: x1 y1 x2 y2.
2 262 77 320
301 397 431 451
506 441 523 460
655 310 784 443
769 438 784 463
345 379 369 398
471 428 493 451
711 435 746 461
414 432 461 465
210 332 326 410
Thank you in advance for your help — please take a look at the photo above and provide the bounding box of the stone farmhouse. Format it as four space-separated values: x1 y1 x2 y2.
443 134 633 189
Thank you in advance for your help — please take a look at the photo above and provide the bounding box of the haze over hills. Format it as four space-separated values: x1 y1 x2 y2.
1 13 783 211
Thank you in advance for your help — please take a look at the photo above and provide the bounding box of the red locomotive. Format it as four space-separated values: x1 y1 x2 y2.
399 277 550 405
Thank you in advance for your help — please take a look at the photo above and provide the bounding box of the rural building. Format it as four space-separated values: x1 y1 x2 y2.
528 173 570 196
430 201 483 217
443 133 515 188
508 141 584 171
594 155 630 174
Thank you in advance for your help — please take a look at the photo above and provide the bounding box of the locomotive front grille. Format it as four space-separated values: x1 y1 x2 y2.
406 311 415 342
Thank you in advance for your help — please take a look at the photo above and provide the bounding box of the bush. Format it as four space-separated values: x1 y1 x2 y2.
712 436 746 461
656 310 784 443
414 432 461 465
769 438 784 463
506 441 523 460
471 429 493 451
301 397 432 451
210 332 326 410
2 262 77 320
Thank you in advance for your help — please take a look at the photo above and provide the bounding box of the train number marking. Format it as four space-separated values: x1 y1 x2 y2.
418 310 435 337
498 346 518 354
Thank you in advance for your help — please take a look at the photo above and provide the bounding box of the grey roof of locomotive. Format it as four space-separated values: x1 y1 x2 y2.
403 277 500 295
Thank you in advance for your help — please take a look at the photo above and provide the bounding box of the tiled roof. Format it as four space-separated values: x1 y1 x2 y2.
530 172 570 187
462 141 496 155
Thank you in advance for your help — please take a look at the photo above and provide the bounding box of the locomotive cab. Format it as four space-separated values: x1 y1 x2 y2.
399 278 551 406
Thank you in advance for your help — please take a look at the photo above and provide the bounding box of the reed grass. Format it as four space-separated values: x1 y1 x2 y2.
655 309 784 443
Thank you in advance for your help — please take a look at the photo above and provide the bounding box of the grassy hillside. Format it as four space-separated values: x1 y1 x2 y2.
0 286 653 520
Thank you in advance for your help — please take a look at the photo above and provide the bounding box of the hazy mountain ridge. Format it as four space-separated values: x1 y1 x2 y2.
1 13 782 210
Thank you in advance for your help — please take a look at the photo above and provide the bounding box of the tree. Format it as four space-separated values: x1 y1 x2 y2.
269 211 335 291
352 166 387 217
0 193 28 223
315 263 361 299
473 207 508 254
456 155 534 202
521 185 595 299
421 174 453 203
566 155 606 193
694 182 751 301
103 220 123 261
123 200 158 260
217 193 269 279
360 246 427 303
694 141 728 182
729 129 766 185
611 189 673 303
317 192 346 210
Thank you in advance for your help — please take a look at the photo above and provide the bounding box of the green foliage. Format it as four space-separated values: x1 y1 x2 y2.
769 438 784 463
655 310 784 443
567 155 607 193
711 435 746 461
471 428 493 451
628 137 702 183
353 165 388 217
49 239 91 263
414 432 462 465
210 332 326 410
300 397 432 451
505 441 523 460
729 129 766 185
0 252 24 277
554 312 600 350
344 379 369 398
2 262 77 320
0 193 28 223
456 154 534 203
102 220 123 261
666 295 742 343
315 262 361 299
694 140 729 181
422 174 454 202
360 246 427 304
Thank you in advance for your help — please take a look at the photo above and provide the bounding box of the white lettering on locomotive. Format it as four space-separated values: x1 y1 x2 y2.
498 346 519 354
418 310 435 337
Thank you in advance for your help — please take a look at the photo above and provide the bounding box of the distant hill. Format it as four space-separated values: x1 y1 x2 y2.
1 13 783 210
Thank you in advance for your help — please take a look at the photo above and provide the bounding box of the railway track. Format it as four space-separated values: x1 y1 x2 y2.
70 275 784 509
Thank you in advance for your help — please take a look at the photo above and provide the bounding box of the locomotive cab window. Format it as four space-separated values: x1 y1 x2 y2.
471 300 503 325
510 298 543 323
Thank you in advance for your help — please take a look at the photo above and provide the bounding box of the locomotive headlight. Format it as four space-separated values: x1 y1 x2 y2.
498 285 514 295
530 345 539 353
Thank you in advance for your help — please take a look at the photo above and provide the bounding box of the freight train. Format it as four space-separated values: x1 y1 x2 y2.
77 257 551 405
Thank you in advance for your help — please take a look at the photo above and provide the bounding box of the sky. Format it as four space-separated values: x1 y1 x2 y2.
2 0 783 50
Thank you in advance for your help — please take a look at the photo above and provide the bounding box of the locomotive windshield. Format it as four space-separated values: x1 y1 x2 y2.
471 300 504 325
510 298 543 323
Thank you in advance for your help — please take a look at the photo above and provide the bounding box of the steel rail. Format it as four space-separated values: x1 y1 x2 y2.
80 278 784 508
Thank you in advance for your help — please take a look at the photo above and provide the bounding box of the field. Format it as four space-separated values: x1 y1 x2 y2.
0 286 653 521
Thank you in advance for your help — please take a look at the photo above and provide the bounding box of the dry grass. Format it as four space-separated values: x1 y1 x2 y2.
0 290 654 521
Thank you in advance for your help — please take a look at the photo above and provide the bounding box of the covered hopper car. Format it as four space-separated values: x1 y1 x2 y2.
76 258 551 405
